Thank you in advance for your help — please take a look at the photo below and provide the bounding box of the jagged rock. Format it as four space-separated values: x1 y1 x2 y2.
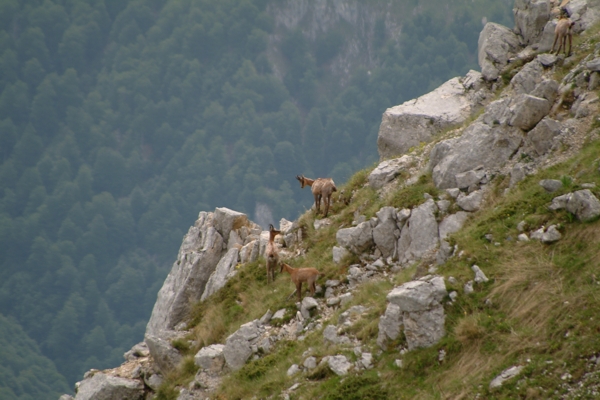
359 353 373 369
431 122 523 189
223 320 261 371
194 344 226 372
539 179 563 192
201 248 239 301
239 240 259 264
287 364 300 376
456 190 484 212
303 356 317 370
300 297 319 319
464 280 474 294
377 77 482 159
373 206 400 259
531 79 559 103
145 334 183 374
336 219 375 254
490 365 524 389
323 325 350 345
377 303 402 349
397 200 439 265
510 163 528 187
472 265 489 283
436 240 454 265
509 94 551 131
386 276 447 350
549 190 600 221
74 372 144 400
588 57 600 71
259 309 273 325
60 395 74 400
439 212 470 240
214 207 249 243
455 167 486 189
332 246 350 264
513 0 551 46
530 225 562 242
526 117 562 156
144 374 163 391
478 22 521 81
123 342 149 361
146 212 225 337
511 60 543 94
328 355 353 376
538 53 558 67
368 155 414 189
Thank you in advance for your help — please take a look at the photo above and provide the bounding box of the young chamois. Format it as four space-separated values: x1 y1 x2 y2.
551 14 574 56
265 224 281 284
295 175 337 217
280 262 320 302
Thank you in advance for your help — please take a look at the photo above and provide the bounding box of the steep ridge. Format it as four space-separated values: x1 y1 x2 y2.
62 0 600 398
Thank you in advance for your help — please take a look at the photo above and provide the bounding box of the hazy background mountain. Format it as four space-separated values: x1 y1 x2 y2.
0 0 513 396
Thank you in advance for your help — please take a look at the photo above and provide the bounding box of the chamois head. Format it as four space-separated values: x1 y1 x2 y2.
268 224 281 240
296 175 307 188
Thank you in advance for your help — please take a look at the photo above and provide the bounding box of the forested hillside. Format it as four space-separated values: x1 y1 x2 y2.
0 0 512 394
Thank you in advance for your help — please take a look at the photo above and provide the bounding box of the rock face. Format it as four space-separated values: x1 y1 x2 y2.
397 200 439 264
513 0 551 46
385 275 448 350
146 208 262 338
74 373 144 400
377 73 490 160
549 190 600 221
478 23 520 81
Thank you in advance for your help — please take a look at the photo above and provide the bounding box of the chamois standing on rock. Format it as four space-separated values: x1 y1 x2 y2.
280 262 320 302
551 14 574 56
296 175 337 218
265 224 281 284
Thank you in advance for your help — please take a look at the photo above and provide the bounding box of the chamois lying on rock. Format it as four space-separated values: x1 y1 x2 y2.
551 15 574 56
296 175 337 217
280 262 320 302
265 224 281 284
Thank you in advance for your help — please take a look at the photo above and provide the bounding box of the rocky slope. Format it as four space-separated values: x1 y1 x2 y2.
61 0 600 398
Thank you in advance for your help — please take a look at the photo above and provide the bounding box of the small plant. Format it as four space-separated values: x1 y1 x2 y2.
560 175 573 188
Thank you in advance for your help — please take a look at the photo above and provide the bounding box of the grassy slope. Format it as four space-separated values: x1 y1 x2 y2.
156 25 600 400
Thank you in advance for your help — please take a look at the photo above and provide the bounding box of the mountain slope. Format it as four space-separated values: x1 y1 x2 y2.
65 7 600 400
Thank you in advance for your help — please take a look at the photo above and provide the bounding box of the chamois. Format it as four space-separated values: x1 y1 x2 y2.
295 175 337 217
265 224 281 284
279 262 320 302
551 15 574 56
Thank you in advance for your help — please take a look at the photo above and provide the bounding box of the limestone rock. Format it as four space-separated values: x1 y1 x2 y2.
508 94 551 131
539 179 563 192
397 200 439 265
439 212 470 240
526 117 562 156
431 122 522 189
328 355 353 376
377 303 402 349
490 365 524 389
457 190 484 212
145 334 183 374
201 248 239 301
373 206 400 259
478 23 521 81
74 373 144 400
368 156 414 189
194 344 226 372
377 77 481 159
549 190 600 221
336 219 375 254
513 0 551 46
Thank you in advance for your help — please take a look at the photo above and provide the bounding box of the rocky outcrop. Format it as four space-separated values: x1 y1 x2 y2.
478 23 520 81
549 189 600 221
513 0 551 46
385 275 448 350
146 208 263 339
74 372 144 400
377 72 491 160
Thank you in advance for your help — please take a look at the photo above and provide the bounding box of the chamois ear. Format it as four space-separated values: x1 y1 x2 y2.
269 224 274 231
296 175 302 182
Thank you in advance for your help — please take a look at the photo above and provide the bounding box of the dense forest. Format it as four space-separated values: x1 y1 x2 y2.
0 0 513 397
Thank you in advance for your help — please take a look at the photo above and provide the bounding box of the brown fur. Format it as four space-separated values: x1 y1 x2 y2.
295 174 337 217
265 224 281 284
279 262 320 302
551 16 574 56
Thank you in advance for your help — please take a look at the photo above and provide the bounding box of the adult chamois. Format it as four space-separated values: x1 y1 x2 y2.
265 224 281 284
295 175 337 217
551 14 574 56
279 262 320 302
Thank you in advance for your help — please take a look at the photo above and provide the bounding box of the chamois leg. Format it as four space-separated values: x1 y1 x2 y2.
314 193 322 214
551 35 559 53
296 282 303 302
567 34 572 56
323 195 331 217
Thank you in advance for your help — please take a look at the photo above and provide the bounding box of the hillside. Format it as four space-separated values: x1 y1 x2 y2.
60 0 600 399
0 0 515 392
